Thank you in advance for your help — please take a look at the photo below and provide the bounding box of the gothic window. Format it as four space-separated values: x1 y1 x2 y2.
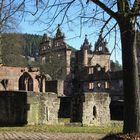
19 72 33 91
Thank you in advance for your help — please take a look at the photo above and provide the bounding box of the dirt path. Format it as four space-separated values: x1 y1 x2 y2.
0 132 106 140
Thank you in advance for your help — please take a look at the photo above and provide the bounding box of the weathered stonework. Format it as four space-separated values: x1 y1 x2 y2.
0 91 60 126
27 92 60 125
71 92 111 126
0 66 40 92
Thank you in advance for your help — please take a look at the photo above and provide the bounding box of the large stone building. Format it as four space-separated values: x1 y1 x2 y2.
74 35 111 94
39 25 72 80
39 25 73 96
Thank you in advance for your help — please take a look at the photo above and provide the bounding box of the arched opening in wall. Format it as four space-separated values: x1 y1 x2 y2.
93 106 97 120
19 72 33 91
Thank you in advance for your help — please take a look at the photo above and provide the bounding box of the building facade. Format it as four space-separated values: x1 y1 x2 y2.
39 25 73 95
39 25 72 80
74 35 111 94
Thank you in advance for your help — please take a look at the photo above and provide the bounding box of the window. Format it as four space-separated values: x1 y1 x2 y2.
99 47 102 51
89 82 94 90
19 72 33 91
89 67 94 74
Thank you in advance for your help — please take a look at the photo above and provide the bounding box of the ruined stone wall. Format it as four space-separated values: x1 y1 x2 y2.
0 66 39 92
27 92 60 125
71 92 110 126
0 91 27 126
0 91 60 126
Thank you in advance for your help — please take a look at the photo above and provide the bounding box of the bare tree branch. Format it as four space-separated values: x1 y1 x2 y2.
90 0 117 19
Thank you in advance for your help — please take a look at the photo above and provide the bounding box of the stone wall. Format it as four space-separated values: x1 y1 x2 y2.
0 66 40 92
71 92 110 126
27 92 60 125
0 91 60 126
0 91 27 126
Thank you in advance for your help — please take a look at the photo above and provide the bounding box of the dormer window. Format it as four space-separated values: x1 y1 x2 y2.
99 46 102 51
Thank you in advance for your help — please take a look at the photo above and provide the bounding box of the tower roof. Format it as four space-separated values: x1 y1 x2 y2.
55 24 64 38
42 33 49 42
94 34 109 54
81 34 92 51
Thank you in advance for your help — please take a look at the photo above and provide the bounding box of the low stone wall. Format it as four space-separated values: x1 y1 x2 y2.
71 92 111 126
0 91 60 126
27 92 60 125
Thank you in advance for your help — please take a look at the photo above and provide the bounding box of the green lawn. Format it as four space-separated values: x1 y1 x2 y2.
0 121 123 134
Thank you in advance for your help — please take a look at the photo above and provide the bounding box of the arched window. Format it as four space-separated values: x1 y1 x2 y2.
19 72 33 91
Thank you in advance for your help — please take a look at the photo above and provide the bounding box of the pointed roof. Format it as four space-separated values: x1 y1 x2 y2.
55 24 64 38
42 33 49 42
94 34 109 53
81 34 92 50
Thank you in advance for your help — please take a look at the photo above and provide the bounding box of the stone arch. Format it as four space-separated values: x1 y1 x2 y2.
19 72 33 91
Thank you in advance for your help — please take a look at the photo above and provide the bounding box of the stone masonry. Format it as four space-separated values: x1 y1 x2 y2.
27 91 60 125
71 92 110 126
0 91 60 126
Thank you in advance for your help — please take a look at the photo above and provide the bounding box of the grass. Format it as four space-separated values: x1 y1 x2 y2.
0 121 123 134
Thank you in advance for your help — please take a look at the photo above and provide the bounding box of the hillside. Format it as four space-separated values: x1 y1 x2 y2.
1 33 76 67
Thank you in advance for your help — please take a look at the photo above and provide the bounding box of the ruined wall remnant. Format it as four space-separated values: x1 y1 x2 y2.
0 91 60 126
71 92 110 126
0 91 27 126
27 92 60 125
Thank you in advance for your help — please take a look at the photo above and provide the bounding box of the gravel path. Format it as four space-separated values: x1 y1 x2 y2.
0 132 106 140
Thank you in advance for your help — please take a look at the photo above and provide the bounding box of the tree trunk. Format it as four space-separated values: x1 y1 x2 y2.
119 20 140 133
0 33 2 64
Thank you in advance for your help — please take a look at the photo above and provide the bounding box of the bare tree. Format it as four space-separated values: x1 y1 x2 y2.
0 0 26 63
0 0 26 32
31 0 140 133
